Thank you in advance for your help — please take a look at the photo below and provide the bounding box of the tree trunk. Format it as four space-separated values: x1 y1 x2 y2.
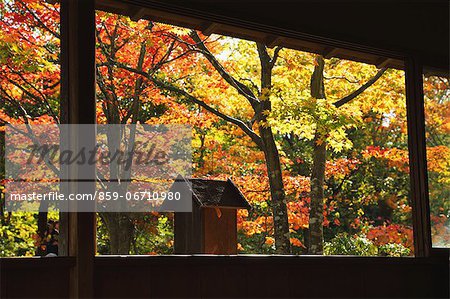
36 199 49 256
260 126 291 254
101 212 134 254
308 55 326 254
36 211 48 256
308 136 326 254
97 41 146 255
100 125 136 255
256 43 291 254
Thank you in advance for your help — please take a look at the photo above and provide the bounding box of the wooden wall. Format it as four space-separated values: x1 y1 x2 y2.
1 250 448 298
1 258 74 298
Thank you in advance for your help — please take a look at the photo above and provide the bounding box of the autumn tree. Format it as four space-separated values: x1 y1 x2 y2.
0 1 192 254
115 31 293 253
270 53 417 253
424 75 450 247
0 0 60 255
94 13 200 254
308 55 386 254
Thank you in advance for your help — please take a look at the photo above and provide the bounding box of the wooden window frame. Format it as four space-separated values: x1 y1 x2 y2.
56 1 439 295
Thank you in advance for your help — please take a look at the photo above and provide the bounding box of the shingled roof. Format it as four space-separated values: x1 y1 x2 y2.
171 175 251 210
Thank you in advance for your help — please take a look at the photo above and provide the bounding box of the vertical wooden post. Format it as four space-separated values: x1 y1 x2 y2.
405 56 432 257
60 0 96 298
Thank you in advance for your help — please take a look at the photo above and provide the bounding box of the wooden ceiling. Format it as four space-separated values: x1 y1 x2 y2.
96 0 449 76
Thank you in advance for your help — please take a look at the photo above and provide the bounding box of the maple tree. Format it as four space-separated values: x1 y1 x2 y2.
94 12 195 254
0 0 60 255
424 75 450 247
270 54 399 254
114 30 295 253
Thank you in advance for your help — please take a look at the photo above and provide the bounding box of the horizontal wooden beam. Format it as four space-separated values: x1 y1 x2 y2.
202 22 221 36
376 57 394 68
128 6 147 21
95 0 416 72
323 47 340 59
265 35 284 48
95 0 447 76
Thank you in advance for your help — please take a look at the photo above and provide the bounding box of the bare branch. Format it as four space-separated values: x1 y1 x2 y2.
154 77 264 149
1 75 58 123
5 66 59 122
334 68 387 108
323 75 358 84
156 50 195 69
189 31 260 106
154 40 176 69
128 42 147 124
256 42 271 65
240 78 260 94
115 63 263 148
16 0 60 39
0 88 60 176
270 46 283 68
